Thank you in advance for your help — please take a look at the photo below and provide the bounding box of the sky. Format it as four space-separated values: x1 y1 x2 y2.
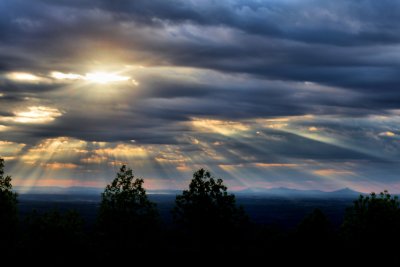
1 0 400 193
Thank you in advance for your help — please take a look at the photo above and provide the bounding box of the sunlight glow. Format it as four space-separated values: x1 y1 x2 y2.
0 141 25 156
253 163 300 168
313 169 355 177
94 144 148 159
80 155 108 164
191 118 249 136
219 162 300 170
6 72 42 82
379 131 396 137
85 72 130 84
15 178 104 188
40 162 79 170
13 106 62 123
0 125 9 131
0 106 62 124
50 70 137 85
21 137 88 165
51 71 82 80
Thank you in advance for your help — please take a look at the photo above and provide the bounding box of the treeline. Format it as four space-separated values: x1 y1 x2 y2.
1 158 400 260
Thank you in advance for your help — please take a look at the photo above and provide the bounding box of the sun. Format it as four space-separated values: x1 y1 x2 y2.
84 72 130 84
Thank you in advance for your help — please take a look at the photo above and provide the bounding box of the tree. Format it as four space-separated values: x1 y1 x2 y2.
97 165 158 243
0 158 18 247
297 209 332 236
296 208 333 247
23 209 85 257
172 169 248 240
342 190 400 244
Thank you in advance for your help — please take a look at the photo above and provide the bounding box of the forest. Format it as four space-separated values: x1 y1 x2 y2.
1 158 399 261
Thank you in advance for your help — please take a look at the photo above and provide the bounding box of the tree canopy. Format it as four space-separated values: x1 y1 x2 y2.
0 158 18 245
172 168 247 235
342 190 400 243
97 165 158 241
296 208 333 248
297 208 332 236
25 209 84 244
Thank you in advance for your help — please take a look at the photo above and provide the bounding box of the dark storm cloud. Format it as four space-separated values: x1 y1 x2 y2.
191 129 380 164
0 80 64 93
0 70 391 147
0 0 399 97
0 1 400 99
35 0 400 46
1 0 400 191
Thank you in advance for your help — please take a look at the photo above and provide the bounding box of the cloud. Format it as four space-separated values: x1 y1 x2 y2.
0 141 25 159
379 131 396 137
50 71 136 85
40 162 79 170
14 178 104 188
0 125 9 131
252 163 301 168
190 118 250 136
313 169 355 177
1 0 400 191
0 1 399 94
219 162 300 171
5 72 45 83
96 144 144 156
20 137 88 164
50 71 82 80
5 106 62 124
80 155 108 164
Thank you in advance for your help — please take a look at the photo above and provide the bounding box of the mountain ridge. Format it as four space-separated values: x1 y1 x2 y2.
14 185 364 197
236 186 362 197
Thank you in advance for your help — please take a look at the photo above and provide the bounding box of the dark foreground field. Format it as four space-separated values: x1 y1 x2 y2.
18 193 354 229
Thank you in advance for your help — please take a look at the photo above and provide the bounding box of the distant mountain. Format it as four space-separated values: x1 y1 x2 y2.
147 189 182 195
14 185 362 198
326 187 360 197
14 186 103 195
236 187 322 195
236 187 361 198
14 186 181 195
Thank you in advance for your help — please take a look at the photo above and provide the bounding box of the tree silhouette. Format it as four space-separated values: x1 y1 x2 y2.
296 208 333 247
0 158 18 248
22 209 87 259
342 190 400 245
172 168 248 242
97 165 158 245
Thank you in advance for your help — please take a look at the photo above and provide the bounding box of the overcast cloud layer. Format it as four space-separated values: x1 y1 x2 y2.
1 0 400 192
